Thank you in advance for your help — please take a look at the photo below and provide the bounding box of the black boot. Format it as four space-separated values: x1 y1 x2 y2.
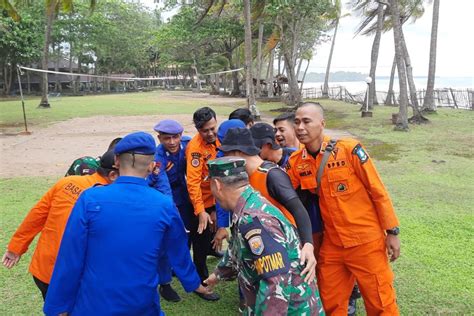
159 284 181 302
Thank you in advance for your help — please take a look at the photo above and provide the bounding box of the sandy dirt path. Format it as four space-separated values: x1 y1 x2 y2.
0 113 351 178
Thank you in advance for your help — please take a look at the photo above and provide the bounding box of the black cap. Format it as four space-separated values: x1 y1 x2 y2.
97 149 118 176
250 122 280 150
218 128 260 156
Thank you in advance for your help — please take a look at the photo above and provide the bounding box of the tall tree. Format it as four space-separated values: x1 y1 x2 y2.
269 0 334 106
243 0 258 116
0 12 42 96
422 0 439 112
37 0 96 108
389 0 409 130
385 55 397 105
322 0 342 98
352 0 387 109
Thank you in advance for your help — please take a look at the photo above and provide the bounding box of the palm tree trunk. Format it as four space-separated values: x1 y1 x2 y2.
423 0 440 112
256 22 264 97
38 0 57 108
400 30 427 123
390 0 409 131
267 49 274 97
386 55 397 105
368 3 385 109
243 0 259 117
300 59 310 95
323 19 339 98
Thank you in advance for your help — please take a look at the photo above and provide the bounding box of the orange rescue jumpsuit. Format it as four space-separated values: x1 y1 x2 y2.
249 163 296 226
185 134 220 215
7 173 108 284
287 136 400 315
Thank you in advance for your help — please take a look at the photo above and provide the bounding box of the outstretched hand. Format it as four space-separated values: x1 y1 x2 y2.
198 212 213 234
212 228 229 252
2 250 21 269
299 243 316 283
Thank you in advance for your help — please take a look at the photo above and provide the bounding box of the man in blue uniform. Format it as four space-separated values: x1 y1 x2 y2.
150 120 219 302
44 131 209 315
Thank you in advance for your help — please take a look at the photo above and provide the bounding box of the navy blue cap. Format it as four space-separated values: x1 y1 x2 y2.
153 119 184 135
114 132 156 155
217 119 246 142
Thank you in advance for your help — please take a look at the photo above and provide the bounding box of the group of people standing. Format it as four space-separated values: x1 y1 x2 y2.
3 102 401 315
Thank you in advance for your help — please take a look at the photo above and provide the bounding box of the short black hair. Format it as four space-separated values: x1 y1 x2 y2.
193 107 216 129
229 108 254 126
273 112 295 125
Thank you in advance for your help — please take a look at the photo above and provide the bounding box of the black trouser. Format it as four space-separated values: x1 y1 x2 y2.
33 276 49 301
188 206 215 282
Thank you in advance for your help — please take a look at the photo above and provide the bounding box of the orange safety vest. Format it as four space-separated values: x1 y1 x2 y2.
7 173 108 283
249 162 296 226
287 136 399 248
185 134 220 215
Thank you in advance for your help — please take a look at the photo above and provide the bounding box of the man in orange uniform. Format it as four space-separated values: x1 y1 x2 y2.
185 107 220 301
1 150 119 300
287 102 401 315
217 127 316 283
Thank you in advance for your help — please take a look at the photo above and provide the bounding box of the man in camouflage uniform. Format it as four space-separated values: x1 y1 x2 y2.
204 156 324 315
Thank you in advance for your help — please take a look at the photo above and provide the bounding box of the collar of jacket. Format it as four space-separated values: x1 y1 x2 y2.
115 176 148 186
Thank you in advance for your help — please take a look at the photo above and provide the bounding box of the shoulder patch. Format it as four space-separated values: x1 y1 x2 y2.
238 217 290 279
352 144 369 163
191 158 200 167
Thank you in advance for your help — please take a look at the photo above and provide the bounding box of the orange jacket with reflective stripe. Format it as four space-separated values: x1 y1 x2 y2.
185 134 220 215
287 136 399 248
7 173 108 283
249 164 297 226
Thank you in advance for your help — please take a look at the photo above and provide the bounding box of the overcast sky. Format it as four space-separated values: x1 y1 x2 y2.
149 0 474 78
310 0 474 78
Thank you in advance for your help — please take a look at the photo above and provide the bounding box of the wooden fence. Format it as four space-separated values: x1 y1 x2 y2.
302 86 474 110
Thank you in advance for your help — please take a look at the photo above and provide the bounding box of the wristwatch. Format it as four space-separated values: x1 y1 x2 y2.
386 227 400 235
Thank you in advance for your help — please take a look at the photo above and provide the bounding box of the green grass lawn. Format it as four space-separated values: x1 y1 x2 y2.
1 94 473 314
0 91 245 132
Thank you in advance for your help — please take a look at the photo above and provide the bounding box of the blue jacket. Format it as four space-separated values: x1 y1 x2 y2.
44 176 201 316
148 136 191 208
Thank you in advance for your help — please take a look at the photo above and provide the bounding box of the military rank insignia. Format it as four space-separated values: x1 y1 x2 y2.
353 144 369 164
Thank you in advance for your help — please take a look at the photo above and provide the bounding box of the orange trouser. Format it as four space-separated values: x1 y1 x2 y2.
317 237 399 316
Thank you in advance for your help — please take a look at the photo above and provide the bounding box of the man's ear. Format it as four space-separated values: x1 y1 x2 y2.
147 161 155 173
321 119 326 128
212 178 222 193
114 155 120 168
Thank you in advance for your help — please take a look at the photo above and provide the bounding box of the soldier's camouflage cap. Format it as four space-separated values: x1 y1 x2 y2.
207 156 247 178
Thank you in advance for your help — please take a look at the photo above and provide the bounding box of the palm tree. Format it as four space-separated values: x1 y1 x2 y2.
352 0 388 109
422 0 440 112
323 0 342 98
243 0 259 117
389 0 409 131
36 0 96 108
385 55 397 105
